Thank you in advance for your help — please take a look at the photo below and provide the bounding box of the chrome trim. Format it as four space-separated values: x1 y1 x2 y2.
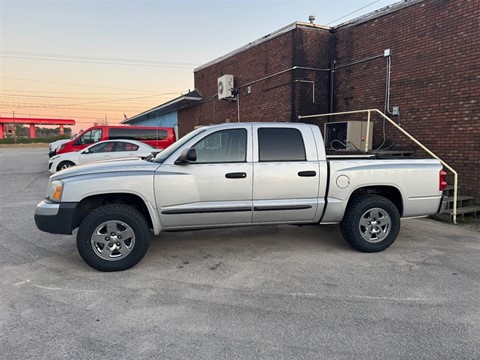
162 207 252 215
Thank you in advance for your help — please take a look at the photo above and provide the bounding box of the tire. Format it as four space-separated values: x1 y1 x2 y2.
76 204 150 271
57 161 75 172
340 195 400 253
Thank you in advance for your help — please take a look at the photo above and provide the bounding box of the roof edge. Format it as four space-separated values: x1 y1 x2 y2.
122 91 202 124
194 22 330 72
333 0 426 29
194 1 426 72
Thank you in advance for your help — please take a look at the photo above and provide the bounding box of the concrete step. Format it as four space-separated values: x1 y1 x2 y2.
446 195 475 209
439 206 480 223
443 185 458 198
439 186 479 222
443 205 480 216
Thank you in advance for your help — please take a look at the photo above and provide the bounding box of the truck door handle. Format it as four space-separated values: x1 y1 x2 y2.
298 171 316 177
225 172 247 179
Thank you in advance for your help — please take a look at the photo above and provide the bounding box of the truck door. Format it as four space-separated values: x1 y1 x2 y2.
252 125 321 223
155 127 253 228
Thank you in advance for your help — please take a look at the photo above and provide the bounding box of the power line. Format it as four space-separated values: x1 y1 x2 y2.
0 101 163 111
0 103 156 111
0 91 181 102
326 0 383 25
0 111 125 121
0 89 155 95
0 51 199 69
0 76 161 93
0 101 168 110
0 110 132 124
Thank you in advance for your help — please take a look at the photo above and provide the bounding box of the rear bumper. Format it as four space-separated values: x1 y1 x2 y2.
438 195 448 214
34 200 77 235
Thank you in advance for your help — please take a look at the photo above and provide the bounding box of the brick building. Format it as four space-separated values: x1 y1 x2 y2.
126 0 479 201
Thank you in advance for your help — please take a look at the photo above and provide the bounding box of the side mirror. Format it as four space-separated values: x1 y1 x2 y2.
82 149 90 154
175 148 197 165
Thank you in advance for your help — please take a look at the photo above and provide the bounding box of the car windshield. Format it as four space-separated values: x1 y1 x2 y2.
153 127 207 164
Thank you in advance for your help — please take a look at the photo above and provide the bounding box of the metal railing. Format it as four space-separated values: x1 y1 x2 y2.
298 109 458 223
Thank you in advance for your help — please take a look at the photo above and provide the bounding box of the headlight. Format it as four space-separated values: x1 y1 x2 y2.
47 180 64 202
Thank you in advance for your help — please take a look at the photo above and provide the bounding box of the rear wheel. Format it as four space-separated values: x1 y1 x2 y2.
57 160 75 171
76 204 150 271
340 195 400 252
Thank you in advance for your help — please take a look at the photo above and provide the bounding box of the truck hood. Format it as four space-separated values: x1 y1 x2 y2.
50 157 160 180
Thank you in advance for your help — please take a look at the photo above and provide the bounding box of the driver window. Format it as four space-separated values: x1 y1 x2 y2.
79 129 102 145
192 129 247 163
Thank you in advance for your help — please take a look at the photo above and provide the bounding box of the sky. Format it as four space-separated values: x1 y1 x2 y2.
0 0 397 132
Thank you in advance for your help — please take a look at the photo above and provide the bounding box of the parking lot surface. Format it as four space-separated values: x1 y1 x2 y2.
1 146 479 360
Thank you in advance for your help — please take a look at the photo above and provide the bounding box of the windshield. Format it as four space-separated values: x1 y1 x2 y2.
153 127 207 163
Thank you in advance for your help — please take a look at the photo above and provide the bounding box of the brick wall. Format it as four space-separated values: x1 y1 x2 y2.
178 25 331 135
178 0 479 200
334 0 480 200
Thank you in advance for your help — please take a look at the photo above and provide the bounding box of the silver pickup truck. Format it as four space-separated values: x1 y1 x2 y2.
35 122 447 271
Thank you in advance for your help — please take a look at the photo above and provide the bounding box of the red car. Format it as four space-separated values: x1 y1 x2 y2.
56 125 175 155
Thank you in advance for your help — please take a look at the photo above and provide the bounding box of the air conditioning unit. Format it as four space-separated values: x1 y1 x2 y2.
218 74 234 100
324 121 373 151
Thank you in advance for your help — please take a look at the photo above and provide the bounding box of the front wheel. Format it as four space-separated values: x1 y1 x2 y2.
57 160 75 172
340 195 400 252
77 204 150 271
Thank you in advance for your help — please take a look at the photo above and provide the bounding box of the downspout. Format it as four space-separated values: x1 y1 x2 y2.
384 53 393 114
291 29 298 121
328 29 337 121
329 60 335 114
237 92 240 122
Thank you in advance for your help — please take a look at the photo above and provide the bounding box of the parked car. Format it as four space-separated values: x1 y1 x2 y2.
48 139 156 174
55 125 175 155
48 134 78 157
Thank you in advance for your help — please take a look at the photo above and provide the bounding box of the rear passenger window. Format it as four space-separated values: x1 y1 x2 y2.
114 142 139 152
109 128 168 140
258 128 306 162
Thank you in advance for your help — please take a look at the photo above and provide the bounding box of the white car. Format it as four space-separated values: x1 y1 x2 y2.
48 139 156 174
48 134 78 157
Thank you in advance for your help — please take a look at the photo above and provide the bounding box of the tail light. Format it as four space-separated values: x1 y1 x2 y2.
439 169 447 191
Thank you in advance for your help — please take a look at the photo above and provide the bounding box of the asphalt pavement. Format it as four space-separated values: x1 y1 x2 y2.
0 145 479 360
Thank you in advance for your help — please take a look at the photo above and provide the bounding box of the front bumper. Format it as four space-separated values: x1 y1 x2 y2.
34 200 77 235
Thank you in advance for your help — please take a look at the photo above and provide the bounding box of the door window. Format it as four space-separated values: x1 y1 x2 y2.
78 129 102 145
258 128 306 162
88 141 115 153
192 129 247 163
